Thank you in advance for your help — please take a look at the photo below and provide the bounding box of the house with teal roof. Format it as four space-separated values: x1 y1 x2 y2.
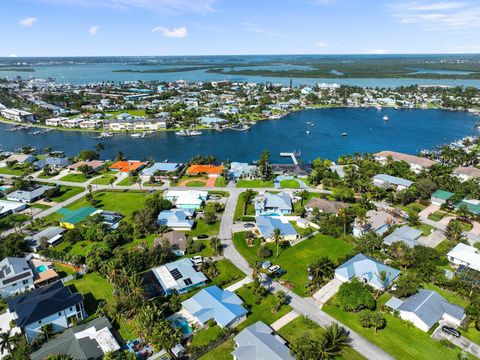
431 190 454 206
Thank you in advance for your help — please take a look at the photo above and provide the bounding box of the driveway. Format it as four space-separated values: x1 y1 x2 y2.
432 324 480 358
312 278 342 306
419 204 439 219
419 230 445 248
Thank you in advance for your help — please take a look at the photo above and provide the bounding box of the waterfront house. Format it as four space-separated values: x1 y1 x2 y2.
0 154 36 167
335 253 401 290
30 316 121 360
271 163 312 177
431 190 454 206
0 108 35 122
255 216 299 242
229 162 257 181
0 257 35 298
232 321 294 360
109 160 146 173
156 231 188 256
7 185 54 203
141 162 182 179
25 226 66 252
0 199 27 218
7 281 86 343
45 117 69 127
386 290 465 332
372 174 413 191
197 116 228 126
33 157 70 170
305 197 348 215
182 286 248 329
453 166 480 182
254 192 293 216
164 190 208 210
374 151 435 174
447 243 480 272
156 209 195 230
152 258 207 295
68 160 105 173
383 226 422 248
186 164 224 177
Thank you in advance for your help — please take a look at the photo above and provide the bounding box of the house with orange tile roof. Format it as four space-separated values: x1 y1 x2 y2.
186 164 224 177
109 160 146 173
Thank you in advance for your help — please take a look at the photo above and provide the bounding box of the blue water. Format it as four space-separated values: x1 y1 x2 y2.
408 68 474 75
35 265 47 273
175 318 192 335
0 108 477 162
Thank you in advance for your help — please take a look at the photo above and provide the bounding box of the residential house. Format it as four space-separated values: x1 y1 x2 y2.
0 154 36 167
232 321 294 360
453 166 480 182
447 243 480 272
0 108 35 122
96 210 123 229
374 151 435 173
0 199 27 218
7 185 54 203
109 161 146 173
0 257 35 298
353 210 395 237
182 286 248 329
33 157 70 170
186 164 224 177
156 231 187 256
386 290 465 332
383 226 423 248
256 216 299 242
306 197 348 215
141 162 182 179
30 316 121 360
68 160 105 173
254 192 292 216
7 281 85 343
45 117 69 127
335 253 401 290
271 164 312 177
152 258 207 295
164 190 208 210
455 199 480 216
156 209 195 231
25 226 66 252
431 190 454 206
229 162 257 181
373 174 413 191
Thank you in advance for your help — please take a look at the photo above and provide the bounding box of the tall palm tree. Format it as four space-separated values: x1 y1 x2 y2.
0 330 14 353
273 228 282 259
374 270 389 298
321 323 351 359
40 323 54 341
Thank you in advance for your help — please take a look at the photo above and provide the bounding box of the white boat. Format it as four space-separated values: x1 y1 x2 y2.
383 115 389 121
306 130 310 134
175 129 203 136
341 132 347 137
376 105 382 110
130 133 143 138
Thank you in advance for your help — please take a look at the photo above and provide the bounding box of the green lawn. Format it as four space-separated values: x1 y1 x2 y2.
428 210 448 222
186 180 207 187
401 202 427 214
55 239 102 257
0 213 29 232
277 316 366 360
323 294 467 360
211 259 245 288
233 232 353 296
236 179 274 188
0 166 27 176
91 174 117 185
235 285 292 331
422 283 470 308
233 191 257 221
188 218 220 237
215 177 228 187
436 239 456 254
117 177 137 186
49 186 84 202
54 262 77 277
416 223 435 236
59 173 91 183
198 339 234 360
280 179 301 189
290 221 315 238
192 325 225 347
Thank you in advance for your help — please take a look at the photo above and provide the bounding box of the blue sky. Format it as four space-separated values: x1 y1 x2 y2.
2 0 480 56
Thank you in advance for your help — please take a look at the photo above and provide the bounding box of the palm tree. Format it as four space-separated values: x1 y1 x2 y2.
108 176 115 189
40 323 54 341
322 323 352 358
338 208 348 237
273 228 282 259
374 270 389 298
0 330 14 353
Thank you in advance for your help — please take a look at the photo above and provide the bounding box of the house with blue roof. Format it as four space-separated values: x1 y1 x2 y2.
383 226 422 248
164 190 208 210
229 162 257 181
254 192 292 216
156 209 195 230
386 290 465 332
181 286 248 328
33 157 70 170
256 216 299 242
197 116 228 126
372 174 413 191
152 258 207 295
141 162 182 178
335 253 401 290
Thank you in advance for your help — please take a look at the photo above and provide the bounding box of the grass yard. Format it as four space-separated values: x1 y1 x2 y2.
211 259 245 288
436 239 456 255
67 190 148 217
280 179 301 189
214 177 228 187
290 221 315 238
235 285 292 331
91 173 117 185
54 262 77 277
0 166 27 176
0 213 29 232
236 179 274 188
233 191 257 221
49 186 84 202
428 210 448 222
233 232 353 296
323 294 467 360
192 325 225 347
189 218 220 237
59 173 91 183
277 316 366 360
198 339 234 360
117 177 137 186
186 180 207 187
55 239 103 257
401 202 427 214
416 223 435 236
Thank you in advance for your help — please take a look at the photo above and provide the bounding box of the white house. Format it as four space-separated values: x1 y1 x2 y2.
0 257 35 298
0 200 27 218
453 166 480 182
447 243 480 272
164 190 208 210
374 151 435 174
372 174 413 191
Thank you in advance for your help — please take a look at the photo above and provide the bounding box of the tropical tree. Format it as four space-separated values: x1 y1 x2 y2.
273 228 282 259
445 220 465 243
359 310 386 334
407 211 420 227
272 290 287 313
308 257 335 290
147 320 182 355
0 330 14 353
40 323 54 341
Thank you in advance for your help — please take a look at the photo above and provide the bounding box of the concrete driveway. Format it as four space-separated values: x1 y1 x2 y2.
432 324 480 358
419 204 439 219
313 278 342 306
419 230 445 248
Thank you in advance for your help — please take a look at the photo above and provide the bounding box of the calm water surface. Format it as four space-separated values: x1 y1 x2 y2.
0 108 478 163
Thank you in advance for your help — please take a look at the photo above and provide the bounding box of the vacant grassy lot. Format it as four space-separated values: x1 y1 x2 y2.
189 218 220 237
280 179 301 189
234 191 257 221
49 186 84 202
186 180 207 187
0 166 28 176
91 174 117 185
236 179 274 188
234 232 353 296
59 173 91 183
323 294 467 360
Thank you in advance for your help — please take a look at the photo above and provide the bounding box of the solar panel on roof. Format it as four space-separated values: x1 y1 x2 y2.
169 268 182 280
184 278 193 286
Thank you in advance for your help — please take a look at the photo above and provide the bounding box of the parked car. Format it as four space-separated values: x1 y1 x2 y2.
196 234 209 239
267 265 280 273
243 223 255 228
191 256 203 265
441 325 461 338
271 268 286 278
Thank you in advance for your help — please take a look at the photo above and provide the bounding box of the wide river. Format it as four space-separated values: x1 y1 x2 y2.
0 108 478 163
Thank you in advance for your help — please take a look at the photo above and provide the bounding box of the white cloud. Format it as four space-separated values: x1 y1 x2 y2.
88 25 99 35
152 26 188 38
19 17 38 27
316 42 329 48
365 49 389 54
240 22 287 39
8 54 18 58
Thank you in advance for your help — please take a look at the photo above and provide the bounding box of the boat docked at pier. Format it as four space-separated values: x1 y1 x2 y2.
175 129 203 136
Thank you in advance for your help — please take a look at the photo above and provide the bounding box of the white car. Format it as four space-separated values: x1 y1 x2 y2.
267 265 280 273
191 256 203 265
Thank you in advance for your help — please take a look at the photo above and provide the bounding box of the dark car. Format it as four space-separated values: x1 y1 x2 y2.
196 234 209 239
243 223 255 228
441 326 461 338
271 268 286 278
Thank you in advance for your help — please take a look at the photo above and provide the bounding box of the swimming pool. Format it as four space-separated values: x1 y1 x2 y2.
174 318 193 335
35 265 48 273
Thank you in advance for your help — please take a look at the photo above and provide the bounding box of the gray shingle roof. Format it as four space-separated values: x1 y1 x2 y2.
373 174 413 188
383 226 422 248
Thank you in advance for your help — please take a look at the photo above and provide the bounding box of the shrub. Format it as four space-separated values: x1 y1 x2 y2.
257 245 273 259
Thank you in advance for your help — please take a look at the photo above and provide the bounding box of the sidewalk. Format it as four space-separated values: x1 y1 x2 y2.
225 276 251 292
271 310 299 331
